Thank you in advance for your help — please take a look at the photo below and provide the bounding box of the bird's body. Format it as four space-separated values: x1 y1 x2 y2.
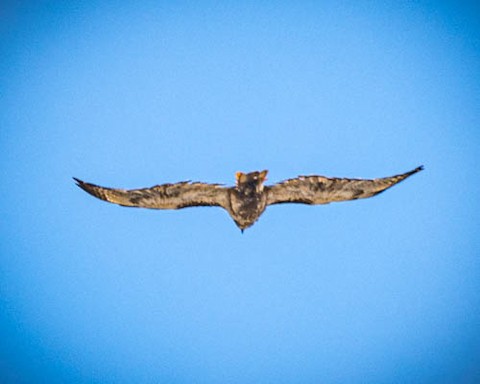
74 166 423 231
229 171 268 230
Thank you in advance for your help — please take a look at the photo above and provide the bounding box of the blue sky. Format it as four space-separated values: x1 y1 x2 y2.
1 1 479 383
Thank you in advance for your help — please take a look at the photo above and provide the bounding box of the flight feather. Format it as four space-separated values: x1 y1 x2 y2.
265 166 423 205
73 178 231 210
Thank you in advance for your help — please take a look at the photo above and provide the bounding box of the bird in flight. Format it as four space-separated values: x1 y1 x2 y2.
74 166 423 231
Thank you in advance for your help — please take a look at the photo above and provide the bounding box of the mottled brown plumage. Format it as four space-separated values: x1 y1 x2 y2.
74 166 423 231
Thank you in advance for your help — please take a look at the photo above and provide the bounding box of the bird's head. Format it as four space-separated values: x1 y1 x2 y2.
235 170 268 194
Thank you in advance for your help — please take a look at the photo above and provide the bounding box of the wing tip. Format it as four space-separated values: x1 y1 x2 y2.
73 177 98 196
410 165 424 175
73 177 91 191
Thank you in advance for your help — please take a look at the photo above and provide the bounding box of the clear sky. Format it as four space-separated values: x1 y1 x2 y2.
1 1 479 383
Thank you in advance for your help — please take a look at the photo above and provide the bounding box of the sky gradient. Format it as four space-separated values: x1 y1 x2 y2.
1 1 480 383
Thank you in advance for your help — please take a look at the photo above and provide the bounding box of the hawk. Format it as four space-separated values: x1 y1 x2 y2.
74 166 423 231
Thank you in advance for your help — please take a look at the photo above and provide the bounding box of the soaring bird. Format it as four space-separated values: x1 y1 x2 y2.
74 166 423 231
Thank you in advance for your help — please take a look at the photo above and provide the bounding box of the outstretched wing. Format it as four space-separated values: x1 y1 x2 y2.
74 178 231 211
266 166 423 205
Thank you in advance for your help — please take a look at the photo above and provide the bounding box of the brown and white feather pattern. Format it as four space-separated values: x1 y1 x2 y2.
266 166 423 205
73 178 231 211
74 166 423 231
